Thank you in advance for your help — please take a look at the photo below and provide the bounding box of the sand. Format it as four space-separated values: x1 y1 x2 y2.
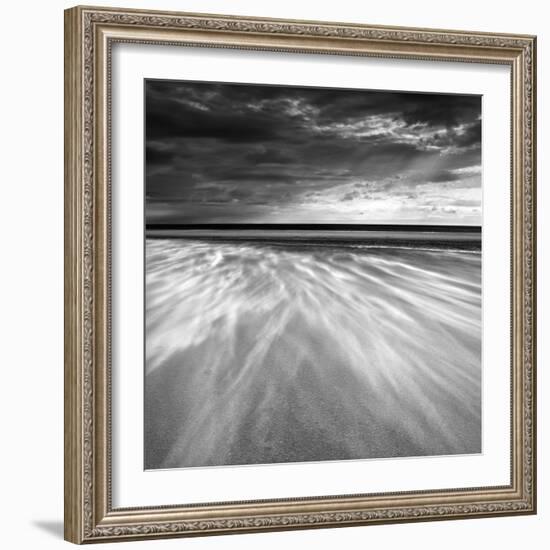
144 238 481 469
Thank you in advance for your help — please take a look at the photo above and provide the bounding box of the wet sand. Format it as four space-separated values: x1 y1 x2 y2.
145 238 481 469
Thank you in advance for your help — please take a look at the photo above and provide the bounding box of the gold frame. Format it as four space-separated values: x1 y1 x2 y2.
64 5 537 544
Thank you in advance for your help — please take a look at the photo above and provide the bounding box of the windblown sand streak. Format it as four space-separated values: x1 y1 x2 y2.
145 238 481 469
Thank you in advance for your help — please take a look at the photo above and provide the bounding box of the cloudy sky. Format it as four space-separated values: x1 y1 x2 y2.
145 80 481 225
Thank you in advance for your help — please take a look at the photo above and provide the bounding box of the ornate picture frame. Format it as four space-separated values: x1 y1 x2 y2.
64 5 536 544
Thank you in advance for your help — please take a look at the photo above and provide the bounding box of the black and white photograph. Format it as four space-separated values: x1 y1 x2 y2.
144 79 482 470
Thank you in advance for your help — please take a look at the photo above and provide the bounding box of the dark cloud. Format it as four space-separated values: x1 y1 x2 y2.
146 144 175 165
145 80 481 224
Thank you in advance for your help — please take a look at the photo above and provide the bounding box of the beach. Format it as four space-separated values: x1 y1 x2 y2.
145 235 482 469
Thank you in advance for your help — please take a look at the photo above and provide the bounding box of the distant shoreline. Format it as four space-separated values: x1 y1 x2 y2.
145 227 481 251
146 223 481 233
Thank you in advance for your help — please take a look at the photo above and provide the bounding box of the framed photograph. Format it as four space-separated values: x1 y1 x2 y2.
64 5 537 544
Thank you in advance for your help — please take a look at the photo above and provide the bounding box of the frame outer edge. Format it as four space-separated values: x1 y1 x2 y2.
533 36 537 514
527 35 536 513
64 6 85 545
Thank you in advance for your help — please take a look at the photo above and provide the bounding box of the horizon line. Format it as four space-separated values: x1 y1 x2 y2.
146 223 482 232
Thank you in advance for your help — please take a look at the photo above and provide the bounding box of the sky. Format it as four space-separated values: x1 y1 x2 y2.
145 80 481 225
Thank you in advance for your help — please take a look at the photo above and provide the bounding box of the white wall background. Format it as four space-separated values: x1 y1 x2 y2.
0 1 546 548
